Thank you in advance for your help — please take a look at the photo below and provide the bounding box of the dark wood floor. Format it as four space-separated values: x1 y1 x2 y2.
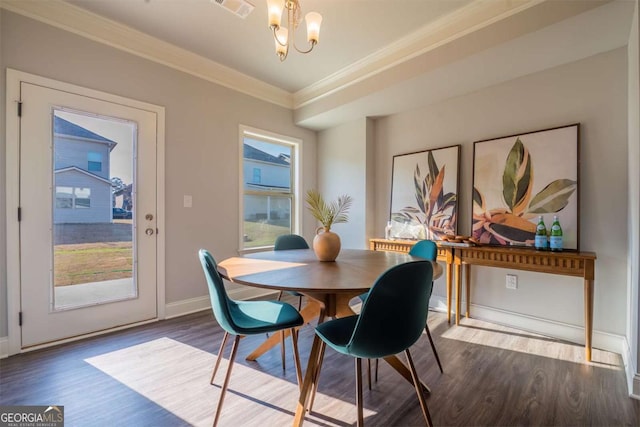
1 302 639 426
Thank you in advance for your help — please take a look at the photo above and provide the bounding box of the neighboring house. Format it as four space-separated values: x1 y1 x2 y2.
53 116 117 224
113 183 133 211
243 143 291 222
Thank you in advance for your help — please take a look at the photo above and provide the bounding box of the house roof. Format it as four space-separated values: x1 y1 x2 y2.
54 166 113 185
54 116 117 147
243 144 290 166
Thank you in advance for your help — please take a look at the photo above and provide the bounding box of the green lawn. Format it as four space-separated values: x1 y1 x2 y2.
243 220 290 248
53 222 289 286
54 242 132 286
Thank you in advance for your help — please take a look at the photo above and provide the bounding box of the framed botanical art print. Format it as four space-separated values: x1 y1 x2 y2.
389 145 461 240
472 123 580 250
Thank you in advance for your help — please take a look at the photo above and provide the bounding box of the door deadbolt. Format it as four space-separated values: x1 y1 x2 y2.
145 214 154 221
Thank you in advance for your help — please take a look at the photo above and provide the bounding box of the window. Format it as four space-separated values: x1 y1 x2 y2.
252 168 261 184
55 186 91 209
88 152 102 172
56 186 73 209
240 126 300 250
74 187 91 208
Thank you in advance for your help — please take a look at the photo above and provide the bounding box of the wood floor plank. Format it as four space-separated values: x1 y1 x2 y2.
1 303 639 426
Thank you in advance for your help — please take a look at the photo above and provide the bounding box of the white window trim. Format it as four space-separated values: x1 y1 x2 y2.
239 124 302 253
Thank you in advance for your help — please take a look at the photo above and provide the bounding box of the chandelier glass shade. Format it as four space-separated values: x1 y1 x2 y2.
266 0 322 61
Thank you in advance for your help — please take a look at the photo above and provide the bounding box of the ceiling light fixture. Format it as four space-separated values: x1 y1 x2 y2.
266 0 322 61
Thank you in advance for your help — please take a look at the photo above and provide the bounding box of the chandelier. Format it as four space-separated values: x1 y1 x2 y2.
266 0 322 61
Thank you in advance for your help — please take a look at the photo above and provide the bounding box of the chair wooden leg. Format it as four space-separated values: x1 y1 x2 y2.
355 357 364 427
298 295 303 311
374 359 379 382
213 335 241 427
281 330 286 371
425 324 444 374
290 328 303 390
309 340 326 413
405 349 433 427
366 359 372 390
210 331 230 385
277 290 284 301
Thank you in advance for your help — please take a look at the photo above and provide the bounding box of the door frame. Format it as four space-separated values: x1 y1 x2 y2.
5 69 166 356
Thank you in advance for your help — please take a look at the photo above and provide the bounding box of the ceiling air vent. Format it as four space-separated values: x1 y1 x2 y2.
213 0 255 19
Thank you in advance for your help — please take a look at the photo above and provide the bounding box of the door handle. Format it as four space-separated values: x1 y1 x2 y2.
145 228 154 236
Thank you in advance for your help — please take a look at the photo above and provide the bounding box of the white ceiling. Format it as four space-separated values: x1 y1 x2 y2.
2 0 634 129
65 0 475 93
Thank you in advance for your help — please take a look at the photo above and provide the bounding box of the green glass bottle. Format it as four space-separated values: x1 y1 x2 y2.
550 215 563 252
534 215 547 250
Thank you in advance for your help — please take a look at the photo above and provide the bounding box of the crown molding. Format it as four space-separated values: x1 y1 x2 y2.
0 0 293 109
292 0 547 108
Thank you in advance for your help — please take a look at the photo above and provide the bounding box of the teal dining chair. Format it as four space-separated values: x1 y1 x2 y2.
309 260 435 426
274 234 309 310
198 249 304 427
360 239 443 387
273 234 309 372
408 240 444 374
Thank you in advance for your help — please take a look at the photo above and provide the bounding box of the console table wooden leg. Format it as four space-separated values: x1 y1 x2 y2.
465 264 471 319
455 263 462 325
584 278 594 362
446 262 453 324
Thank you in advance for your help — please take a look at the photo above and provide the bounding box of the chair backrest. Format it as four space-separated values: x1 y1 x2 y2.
346 260 434 359
198 249 238 335
409 240 437 299
274 234 309 250
409 240 438 261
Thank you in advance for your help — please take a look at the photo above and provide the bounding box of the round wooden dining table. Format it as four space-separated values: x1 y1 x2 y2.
217 248 442 426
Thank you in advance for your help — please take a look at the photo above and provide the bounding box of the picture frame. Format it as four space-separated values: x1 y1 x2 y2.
389 144 461 240
472 123 580 250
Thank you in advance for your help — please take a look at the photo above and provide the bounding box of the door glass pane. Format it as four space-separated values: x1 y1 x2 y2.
52 109 137 310
243 195 292 248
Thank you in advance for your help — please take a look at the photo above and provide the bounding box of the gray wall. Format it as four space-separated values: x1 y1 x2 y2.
317 118 374 249
0 11 318 337
373 48 628 336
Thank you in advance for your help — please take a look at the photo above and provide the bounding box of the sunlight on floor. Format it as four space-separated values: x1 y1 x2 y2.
440 317 623 370
84 337 364 426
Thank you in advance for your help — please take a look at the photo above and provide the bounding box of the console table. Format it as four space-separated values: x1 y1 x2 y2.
370 239 597 361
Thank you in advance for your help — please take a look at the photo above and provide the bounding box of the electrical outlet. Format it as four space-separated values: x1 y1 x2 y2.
506 274 518 289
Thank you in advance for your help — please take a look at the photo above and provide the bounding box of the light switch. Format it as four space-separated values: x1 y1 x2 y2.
183 195 193 208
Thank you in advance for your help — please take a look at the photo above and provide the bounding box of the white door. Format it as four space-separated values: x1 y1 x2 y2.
18 81 159 348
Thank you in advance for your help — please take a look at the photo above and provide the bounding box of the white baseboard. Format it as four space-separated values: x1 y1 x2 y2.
430 295 626 356
0 336 8 359
633 374 640 399
164 287 278 319
431 295 640 396
620 335 640 400
164 295 211 319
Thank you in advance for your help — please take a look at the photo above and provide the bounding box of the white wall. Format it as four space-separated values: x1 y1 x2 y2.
628 0 640 397
0 7 7 349
374 48 628 337
0 11 318 337
317 118 372 249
